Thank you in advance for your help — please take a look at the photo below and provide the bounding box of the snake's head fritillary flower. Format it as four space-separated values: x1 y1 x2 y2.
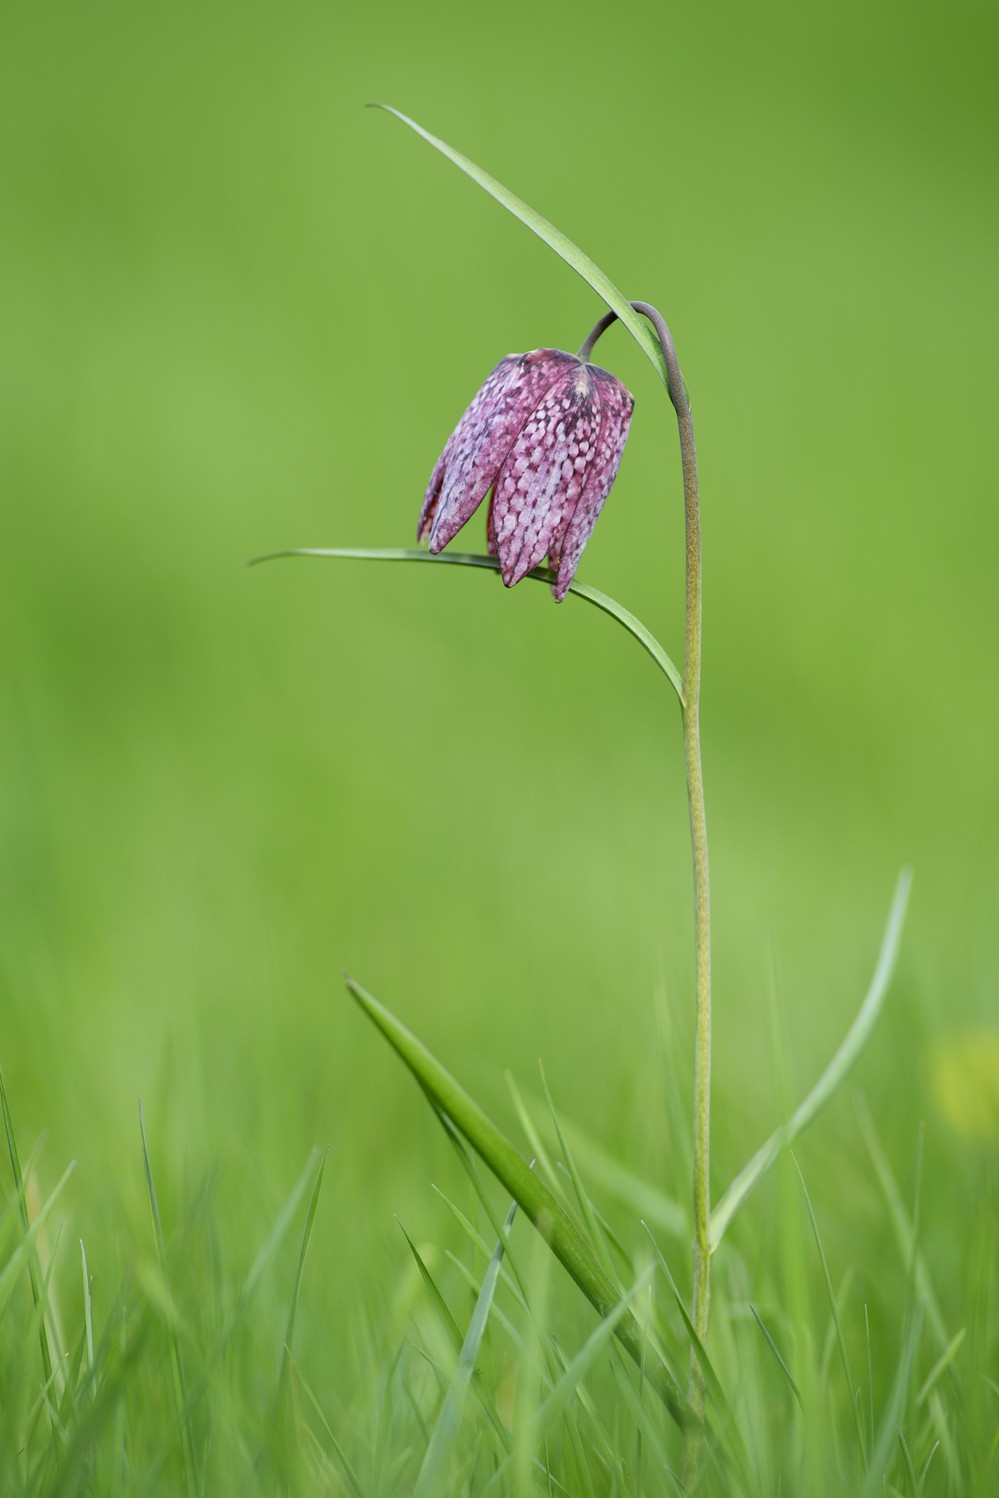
418 348 633 602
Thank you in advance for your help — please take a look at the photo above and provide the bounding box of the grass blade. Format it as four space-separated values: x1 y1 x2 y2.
0 1162 75 1309
399 1220 465 1355
414 1201 517 1497
431 1189 495 1277
215 1148 323 1357
1 1066 57 1397
854 1096 948 1350
370 105 669 387
80 1240 96 1402
429 1113 533 1308
641 1226 727 1415
521 1082 686 1240
858 1306 924 1498
138 1099 198 1498
276 1145 328 1400
865 1302 875 1452
642 1223 758 1496
505 1072 559 1195
917 1439 941 1494
897 1425 918 1494
250 549 685 704
140 1149 324 1495
749 1303 803 1409
795 1158 867 1465
344 974 689 1428
287 1348 368 1498
916 1328 965 1407
526 1271 651 1451
539 1062 613 1278
710 869 912 1248
444 1249 527 1361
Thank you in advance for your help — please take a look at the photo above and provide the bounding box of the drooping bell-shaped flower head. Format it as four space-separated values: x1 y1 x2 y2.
418 348 633 602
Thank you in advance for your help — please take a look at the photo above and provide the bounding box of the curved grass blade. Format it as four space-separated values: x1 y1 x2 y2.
710 869 912 1249
250 548 685 705
286 1348 368 1498
795 1157 867 1464
505 1073 560 1198
138 1100 197 1498
609 1356 686 1498
430 1192 493 1280
749 1304 803 1409
539 1062 612 1278
79 1240 96 1402
918 1440 941 1493
276 1146 328 1403
517 1079 686 1240
141 1149 322 1495
854 1096 948 1350
444 1249 526 1359
399 1220 464 1353
0 1162 75 1307
526 1270 650 1449
916 1328 965 1408
858 1306 924 1498
642 1223 759 1496
1 1066 59 1415
371 105 668 388
642 1227 727 1416
213 1150 322 1359
430 1110 532 1305
414 1201 517 1497
343 974 689 1428
481 1280 659 1494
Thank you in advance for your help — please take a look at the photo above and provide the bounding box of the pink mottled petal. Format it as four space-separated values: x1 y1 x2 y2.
492 365 602 589
417 447 448 543
551 366 633 601
418 356 516 544
429 349 579 553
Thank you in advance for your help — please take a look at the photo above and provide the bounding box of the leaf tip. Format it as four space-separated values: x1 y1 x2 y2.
367 102 405 125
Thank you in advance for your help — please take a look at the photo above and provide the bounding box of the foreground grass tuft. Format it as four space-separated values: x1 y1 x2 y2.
1 1054 995 1495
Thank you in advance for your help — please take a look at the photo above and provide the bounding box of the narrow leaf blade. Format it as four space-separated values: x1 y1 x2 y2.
371 105 667 386
250 548 685 705
710 870 912 1248
749 1304 803 1409
414 1201 517 1496
343 974 688 1427
276 1146 328 1399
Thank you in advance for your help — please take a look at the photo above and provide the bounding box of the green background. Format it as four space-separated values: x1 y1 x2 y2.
2 0 997 1450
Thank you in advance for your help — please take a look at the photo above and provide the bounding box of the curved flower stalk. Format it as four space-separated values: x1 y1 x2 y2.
420 348 634 600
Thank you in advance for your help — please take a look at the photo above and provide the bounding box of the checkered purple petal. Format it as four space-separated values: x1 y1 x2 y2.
491 365 603 589
422 350 579 554
549 366 633 601
417 355 518 544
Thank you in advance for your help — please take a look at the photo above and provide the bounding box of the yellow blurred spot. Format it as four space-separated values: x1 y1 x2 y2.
930 1029 999 1140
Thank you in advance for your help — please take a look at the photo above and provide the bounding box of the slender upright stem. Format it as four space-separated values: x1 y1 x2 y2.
581 302 712 1479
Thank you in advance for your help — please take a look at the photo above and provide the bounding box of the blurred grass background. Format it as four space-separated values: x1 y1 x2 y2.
1 0 997 1467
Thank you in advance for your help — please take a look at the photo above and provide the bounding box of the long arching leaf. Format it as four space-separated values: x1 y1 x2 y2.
344 973 689 1428
250 548 684 705
370 105 667 387
709 869 912 1249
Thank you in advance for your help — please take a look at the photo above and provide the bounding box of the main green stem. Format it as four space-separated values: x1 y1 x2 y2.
581 303 712 1478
